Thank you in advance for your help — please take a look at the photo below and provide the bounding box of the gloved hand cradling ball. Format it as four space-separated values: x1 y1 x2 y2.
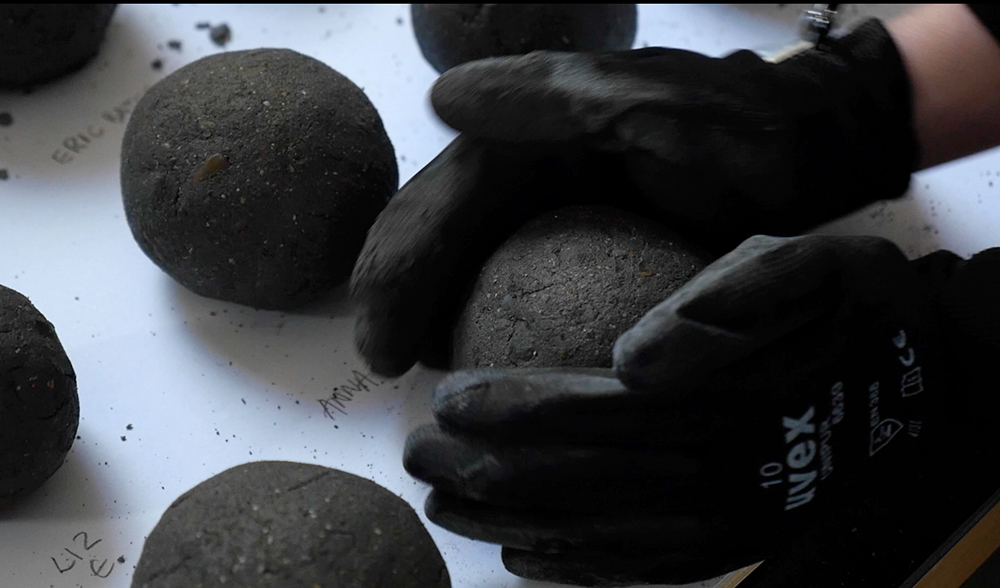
352 19 917 378
404 234 1000 585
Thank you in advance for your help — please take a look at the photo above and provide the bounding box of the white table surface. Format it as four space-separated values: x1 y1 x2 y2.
2 4 996 588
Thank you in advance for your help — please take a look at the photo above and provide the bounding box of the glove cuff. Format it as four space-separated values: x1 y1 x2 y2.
836 19 919 188
784 19 919 209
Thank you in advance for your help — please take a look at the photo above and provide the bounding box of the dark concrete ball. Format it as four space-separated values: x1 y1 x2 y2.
0 4 117 89
131 461 450 588
0 285 79 506
453 206 711 369
411 4 637 74
121 49 398 309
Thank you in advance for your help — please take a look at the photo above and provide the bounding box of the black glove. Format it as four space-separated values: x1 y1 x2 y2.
403 234 1000 586
351 19 918 377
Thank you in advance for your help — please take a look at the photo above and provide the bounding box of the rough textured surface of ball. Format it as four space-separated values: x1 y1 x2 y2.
131 461 450 588
121 49 398 309
411 4 637 73
0 4 117 89
0 285 79 507
453 206 711 369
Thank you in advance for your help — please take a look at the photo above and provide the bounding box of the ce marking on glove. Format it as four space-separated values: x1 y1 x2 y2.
868 328 926 456
893 330 924 398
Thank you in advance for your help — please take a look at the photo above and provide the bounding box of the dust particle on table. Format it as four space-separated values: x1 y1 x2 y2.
209 23 231 47
167 39 182 51
195 21 211 30
0 112 12 126
150 58 162 70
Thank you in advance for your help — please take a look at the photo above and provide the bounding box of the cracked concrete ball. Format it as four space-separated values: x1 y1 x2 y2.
453 206 711 368
131 461 450 588
0 284 79 507
121 48 398 309
0 4 117 89
411 4 637 74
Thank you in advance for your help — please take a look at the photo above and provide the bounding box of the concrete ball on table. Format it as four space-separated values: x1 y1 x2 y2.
411 4 637 74
453 206 712 369
121 49 398 310
131 461 451 588
0 285 79 507
0 4 117 88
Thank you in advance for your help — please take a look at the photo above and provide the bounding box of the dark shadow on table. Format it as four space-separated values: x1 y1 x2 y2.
0 10 171 191
0 426 111 521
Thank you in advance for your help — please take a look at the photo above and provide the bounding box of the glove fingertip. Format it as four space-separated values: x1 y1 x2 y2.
430 58 521 134
431 52 584 142
402 424 445 479
611 311 680 390
424 490 453 527
430 65 475 130
349 254 419 378
614 300 753 391
353 313 416 379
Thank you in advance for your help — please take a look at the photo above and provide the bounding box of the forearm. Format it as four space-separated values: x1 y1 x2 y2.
887 4 1000 170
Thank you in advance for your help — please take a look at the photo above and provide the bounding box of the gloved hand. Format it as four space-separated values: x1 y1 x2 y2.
352 19 919 377
403 234 1000 586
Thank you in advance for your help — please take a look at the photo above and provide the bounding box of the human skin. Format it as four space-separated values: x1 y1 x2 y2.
888 4 1000 170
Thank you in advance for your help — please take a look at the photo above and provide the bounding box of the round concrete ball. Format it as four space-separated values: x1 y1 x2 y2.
0 285 79 507
453 206 712 369
121 49 398 309
131 461 451 588
411 4 637 74
0 4 117 89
